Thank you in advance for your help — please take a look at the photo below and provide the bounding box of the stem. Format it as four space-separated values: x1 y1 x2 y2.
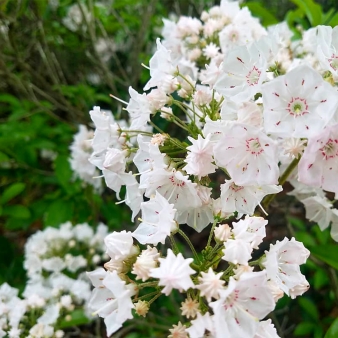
207 219 218 247
148 292 162 305
177 228 201 263
177 73 196 92
169 234 179 255
263 156 301 209
137 281 159 289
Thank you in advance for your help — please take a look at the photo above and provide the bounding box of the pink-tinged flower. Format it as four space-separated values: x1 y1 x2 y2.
214 124 279 186
262 237 310 296
184 135 216 179
232 216 267 249
196 268 225 302
168 321 188 338
133 191 177 245
132 246 159 282
149 249 195 296
210 271 275 338
140 168 201 212
220 180 282 216
214 43 267 103
298 124 338 194
87 270 134 336
262 65 338 138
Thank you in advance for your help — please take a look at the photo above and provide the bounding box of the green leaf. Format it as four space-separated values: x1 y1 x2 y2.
313 268 329 290
325 318 338 338
298 297 319 321
58 309 90 329
54 155 73 192
327 12 338 27
44 199 74 227
3 205 31 219
244 2 279 26
294 322 315 336
309 245 338 270
290 0 322 26
0 183 26 204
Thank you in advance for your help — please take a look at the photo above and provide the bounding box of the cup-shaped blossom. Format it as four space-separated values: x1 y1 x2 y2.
214 43 267 103
104 230 134 261
298 124 338 194
149 249 195 296
262 237 310 296
214 124 279 186
133 191 177 245
210 271 275 338
262 64 338 138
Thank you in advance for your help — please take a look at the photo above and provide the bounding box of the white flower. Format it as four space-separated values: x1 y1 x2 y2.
262 237 310 296
133 192 177 245
168 321 188 338
149 249 195 296
210 271 275 338
254 319 280 338
298 124 338 195
262 64 338 138
186 312 215 338
214 124 279 186
301 195 333 230
104 230 134 261
215 43 267 103
87 270 134 336
184 135 216 179
132 246 160 281
196 268 225 302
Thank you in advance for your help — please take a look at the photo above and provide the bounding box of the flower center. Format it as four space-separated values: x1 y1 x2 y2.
246 137 263 155
287 97 308 117
230 183 244 192
320 138 338 160
328 54 338 71
169 175 185 187
246 66 261 86
223 289 239 310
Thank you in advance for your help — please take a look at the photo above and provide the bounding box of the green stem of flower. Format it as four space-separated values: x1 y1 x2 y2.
169 234 179 255
148 292 162 305
262 155 301 209
177 228 201 263
207 219 218 248
137 281 159 289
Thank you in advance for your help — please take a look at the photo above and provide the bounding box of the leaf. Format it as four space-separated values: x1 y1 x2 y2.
3 205 31 219
244 2 279 26
309 245 338 270
290 0 322 26
54 155 73 192
298 297 319 321
0 183 26 204
43 199 74 227
325 318 338 338
294 322 315 336
327 12 338 27
58 309 90 329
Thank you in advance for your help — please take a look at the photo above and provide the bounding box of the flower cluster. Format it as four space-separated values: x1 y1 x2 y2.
0 222 108 338
65 0 338 336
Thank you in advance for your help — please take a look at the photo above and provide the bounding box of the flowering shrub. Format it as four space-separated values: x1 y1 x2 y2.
68 1 338 337
0 222 108 337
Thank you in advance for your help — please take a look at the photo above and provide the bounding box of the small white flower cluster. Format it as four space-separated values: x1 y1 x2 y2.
69 124 102 191
0 222 108 338
79 0 338 336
